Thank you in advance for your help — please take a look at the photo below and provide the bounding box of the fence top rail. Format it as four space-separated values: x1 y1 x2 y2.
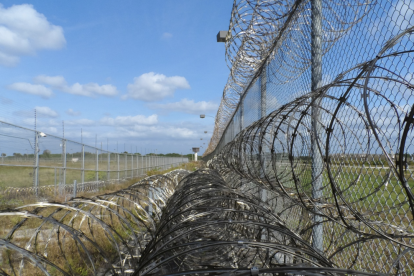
0 119 189 158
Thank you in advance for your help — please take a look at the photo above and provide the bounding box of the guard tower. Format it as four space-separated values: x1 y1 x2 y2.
192 147 200 161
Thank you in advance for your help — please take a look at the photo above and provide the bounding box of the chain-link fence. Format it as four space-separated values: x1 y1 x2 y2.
0 120 188 198
203 0 414 273
206 0 414 157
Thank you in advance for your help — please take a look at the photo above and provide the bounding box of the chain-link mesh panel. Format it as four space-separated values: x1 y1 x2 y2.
0 121 189 199
204 0 414 274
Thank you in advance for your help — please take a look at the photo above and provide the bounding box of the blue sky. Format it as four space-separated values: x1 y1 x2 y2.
0 0 233 154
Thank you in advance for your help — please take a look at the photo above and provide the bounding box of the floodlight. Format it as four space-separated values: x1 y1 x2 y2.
217 31 228 43
39 132 47 137
200 114 205 118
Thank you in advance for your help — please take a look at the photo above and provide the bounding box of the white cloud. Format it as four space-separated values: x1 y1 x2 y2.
33 75 119 97
123 72 190 101
129 125 196 139
34 75 66 88
66 108 81 116
7 82 53 98
46 119 60 126
66 118 95 126
10 75 118 99
150 98 219 114
100 114 158 126
0 4 65 66
15 106 58 119
65 82 118 97
0 51 18 66
35 106 58 117
40 126 58 134
161 32 173 39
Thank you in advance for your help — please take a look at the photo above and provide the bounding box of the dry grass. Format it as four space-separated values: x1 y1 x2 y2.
0 162 198 209
0 162 197 275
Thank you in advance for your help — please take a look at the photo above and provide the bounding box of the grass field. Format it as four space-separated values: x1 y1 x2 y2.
275 162 414 215
0 157 187 189
0 161 199 210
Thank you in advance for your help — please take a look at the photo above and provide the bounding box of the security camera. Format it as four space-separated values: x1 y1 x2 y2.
39 132 47 137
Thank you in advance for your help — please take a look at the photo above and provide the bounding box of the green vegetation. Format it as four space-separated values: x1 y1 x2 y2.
0 154 190 188
0 161 199 210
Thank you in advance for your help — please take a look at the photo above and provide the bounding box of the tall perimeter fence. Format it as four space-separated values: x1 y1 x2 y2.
0 120 188 198
203 0 414 274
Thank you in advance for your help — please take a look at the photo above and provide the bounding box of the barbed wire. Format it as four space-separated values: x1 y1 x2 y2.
203 26 414 274
205 0 406 156
0 169 190 275
134 169 390 275
1 164 410 274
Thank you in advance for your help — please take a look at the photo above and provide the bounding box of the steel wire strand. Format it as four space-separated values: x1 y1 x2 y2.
205 30 414 274
134 168 383 275
206 0 374 155
0 169 189 276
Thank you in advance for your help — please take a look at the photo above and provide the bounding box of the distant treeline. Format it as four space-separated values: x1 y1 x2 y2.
1 151 198 160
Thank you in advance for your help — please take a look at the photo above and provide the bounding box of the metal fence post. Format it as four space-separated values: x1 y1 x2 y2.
34 132 39 197
54 167 57 197
240 98 244 133
81 145 85 191
260 62 268 204
117 154 120 180
96 149 99 182
125 154 127 178
73 180 77 198
311 0 324 254
63 139 66 190
131 154 134 178
107 151 110 181
148 181 153 216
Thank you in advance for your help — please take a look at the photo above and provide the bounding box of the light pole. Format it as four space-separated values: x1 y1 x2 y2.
34 132 47 197
200 114 215 119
